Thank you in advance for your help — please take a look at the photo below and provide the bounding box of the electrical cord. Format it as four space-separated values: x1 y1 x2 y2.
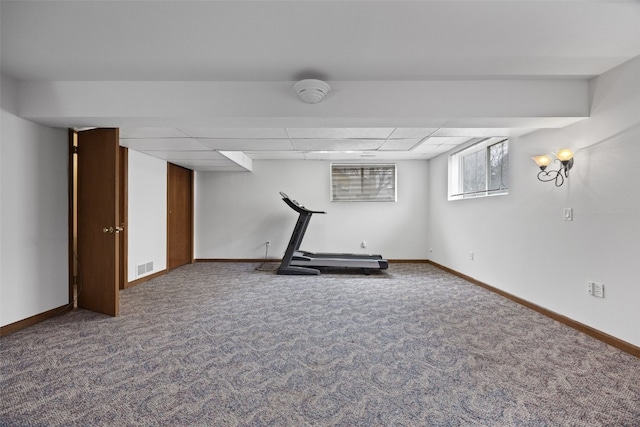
255 241 278 272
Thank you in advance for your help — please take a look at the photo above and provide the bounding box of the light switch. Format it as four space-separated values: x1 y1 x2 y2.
564 208 573 221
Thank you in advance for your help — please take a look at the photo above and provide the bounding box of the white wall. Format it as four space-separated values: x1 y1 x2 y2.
127 150 167 281
195 160 430 260
427 56 640 347
1 74 69 327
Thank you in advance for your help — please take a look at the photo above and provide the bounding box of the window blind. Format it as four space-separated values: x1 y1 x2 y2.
331 164 397 202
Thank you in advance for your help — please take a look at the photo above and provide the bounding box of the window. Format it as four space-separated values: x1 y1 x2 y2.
449 138 508 200
331 164 397 202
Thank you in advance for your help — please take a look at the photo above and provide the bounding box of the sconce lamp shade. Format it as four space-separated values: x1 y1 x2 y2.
556 148 574 162
532 155 552 169
533 148 575 187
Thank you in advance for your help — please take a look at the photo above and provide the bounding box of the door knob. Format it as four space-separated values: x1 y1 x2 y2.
115 226 124 233
103 227 114 233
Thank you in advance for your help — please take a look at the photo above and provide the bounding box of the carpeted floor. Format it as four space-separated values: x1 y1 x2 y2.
1 262 639 426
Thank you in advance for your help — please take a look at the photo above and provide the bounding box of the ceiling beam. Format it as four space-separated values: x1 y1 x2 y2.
18 79 589 130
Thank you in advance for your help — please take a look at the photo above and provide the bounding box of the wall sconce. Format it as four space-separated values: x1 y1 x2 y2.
532 148 574 187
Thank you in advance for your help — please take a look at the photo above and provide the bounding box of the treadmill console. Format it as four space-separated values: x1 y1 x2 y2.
280 192 325 214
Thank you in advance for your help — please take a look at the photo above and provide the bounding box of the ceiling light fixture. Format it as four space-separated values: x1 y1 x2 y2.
532 148 574 187
293 79 331 104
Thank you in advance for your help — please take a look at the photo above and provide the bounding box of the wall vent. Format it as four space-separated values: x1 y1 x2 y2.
137 262 154 277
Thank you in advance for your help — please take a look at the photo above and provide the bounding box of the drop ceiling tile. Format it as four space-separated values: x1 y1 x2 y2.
120 138 210 151
432 144 461 154
286 128 394 139
303 152 367 161
372 152 432 160
302 151 433 161
198 138 294 151
431 128 512 137
245 151 306 160
412 136 474 152
410 145 446 154
180 128 289 139
292 139 384 151
415 137 445 146
378 139 421 151
388 128 439 139
119 128 191 139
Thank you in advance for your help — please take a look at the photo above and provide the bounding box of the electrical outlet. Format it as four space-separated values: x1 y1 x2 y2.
588 281 605 298
361 240 367 248
469 251 474 260
593 282 605 298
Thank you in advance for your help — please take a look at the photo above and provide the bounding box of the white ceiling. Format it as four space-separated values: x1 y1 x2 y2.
2 0 640 170
118 126 528 165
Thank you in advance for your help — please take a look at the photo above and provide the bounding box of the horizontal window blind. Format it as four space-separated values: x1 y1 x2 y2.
331 164 396 202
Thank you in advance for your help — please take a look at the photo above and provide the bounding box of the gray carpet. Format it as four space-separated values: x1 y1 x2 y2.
1 262 638 426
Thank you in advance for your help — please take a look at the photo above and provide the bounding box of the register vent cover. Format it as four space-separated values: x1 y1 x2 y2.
137 262 154 277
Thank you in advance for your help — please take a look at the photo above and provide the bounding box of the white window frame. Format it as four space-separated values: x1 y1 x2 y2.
448 137 509 201
330 163 397 202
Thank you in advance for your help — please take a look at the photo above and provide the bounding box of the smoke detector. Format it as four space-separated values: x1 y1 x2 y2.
293 79 331 104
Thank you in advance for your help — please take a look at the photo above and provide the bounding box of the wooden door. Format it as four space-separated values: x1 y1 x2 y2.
167 163 193 270
77 128 120 316
118 146 128 289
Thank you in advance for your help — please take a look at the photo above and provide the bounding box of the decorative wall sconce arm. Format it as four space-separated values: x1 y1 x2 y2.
532 149 574 187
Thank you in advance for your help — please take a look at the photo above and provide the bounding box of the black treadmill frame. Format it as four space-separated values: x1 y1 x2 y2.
276 192 388 275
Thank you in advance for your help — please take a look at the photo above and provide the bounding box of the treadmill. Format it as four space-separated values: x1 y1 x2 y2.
277 192 389 275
